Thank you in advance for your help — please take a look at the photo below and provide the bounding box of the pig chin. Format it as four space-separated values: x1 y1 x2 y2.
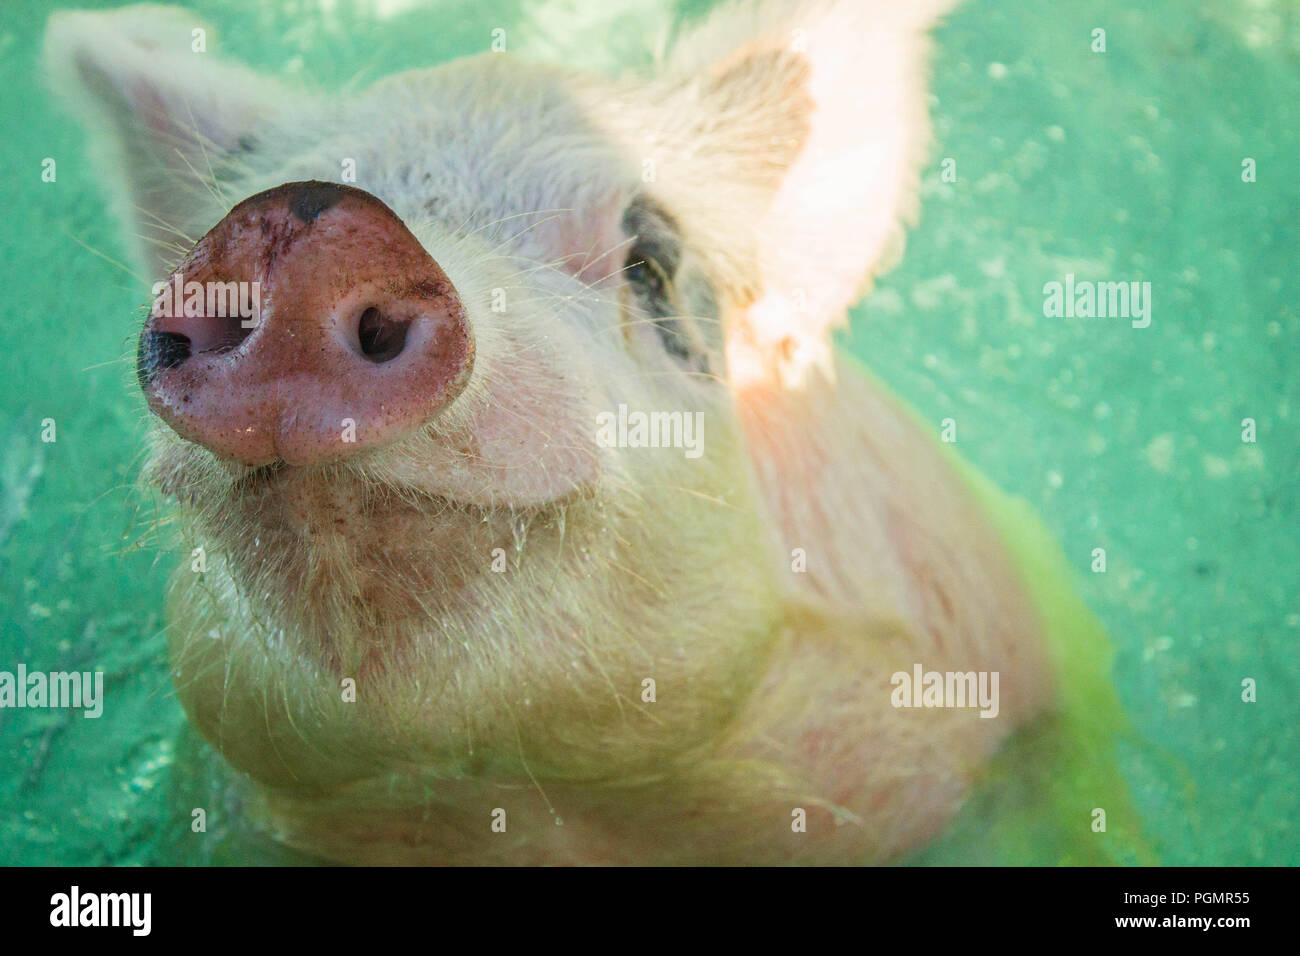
145 427 598 676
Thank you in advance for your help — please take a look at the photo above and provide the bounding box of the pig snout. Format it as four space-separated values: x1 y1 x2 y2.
137 180 473 466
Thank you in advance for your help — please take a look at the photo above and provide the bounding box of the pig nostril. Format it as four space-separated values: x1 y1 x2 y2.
207 316 255 354
356 307 410 363
137 330 192 387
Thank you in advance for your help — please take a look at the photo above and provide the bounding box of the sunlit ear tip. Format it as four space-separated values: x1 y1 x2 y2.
780 338 836 390
726 325 836 392
727 287 841 390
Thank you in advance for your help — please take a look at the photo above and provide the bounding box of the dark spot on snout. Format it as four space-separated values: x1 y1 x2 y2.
137 330 191 389
288 181 346 224
404 277 452 300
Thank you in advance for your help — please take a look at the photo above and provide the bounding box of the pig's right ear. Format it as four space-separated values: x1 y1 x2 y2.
44 5 299 280
648 0 958 387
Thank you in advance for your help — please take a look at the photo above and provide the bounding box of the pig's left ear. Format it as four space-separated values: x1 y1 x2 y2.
649 0 957 386
44 5 303 280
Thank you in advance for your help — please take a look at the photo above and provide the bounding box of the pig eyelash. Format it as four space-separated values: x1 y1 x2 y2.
623 241 673 300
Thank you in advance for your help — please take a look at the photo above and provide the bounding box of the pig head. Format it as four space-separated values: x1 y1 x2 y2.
46 0 1056 864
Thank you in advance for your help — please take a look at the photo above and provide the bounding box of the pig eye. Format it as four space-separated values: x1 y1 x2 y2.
621 195 710 374
623 244 671 301
623 243 708 372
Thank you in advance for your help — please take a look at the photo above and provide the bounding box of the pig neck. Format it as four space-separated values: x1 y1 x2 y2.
736 351 1046 658
738 351 1040 650
719 350 1056 855
737 354 934 620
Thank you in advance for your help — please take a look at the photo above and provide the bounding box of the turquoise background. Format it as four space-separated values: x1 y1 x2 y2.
0 0 1295 864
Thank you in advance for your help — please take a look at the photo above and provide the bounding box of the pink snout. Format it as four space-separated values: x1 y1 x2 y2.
137 181 473 466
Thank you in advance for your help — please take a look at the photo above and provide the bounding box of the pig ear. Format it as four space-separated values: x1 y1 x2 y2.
654 0 958 386
44 6 298 280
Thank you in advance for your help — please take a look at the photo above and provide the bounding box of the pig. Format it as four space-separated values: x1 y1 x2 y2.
44 0 1091 864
